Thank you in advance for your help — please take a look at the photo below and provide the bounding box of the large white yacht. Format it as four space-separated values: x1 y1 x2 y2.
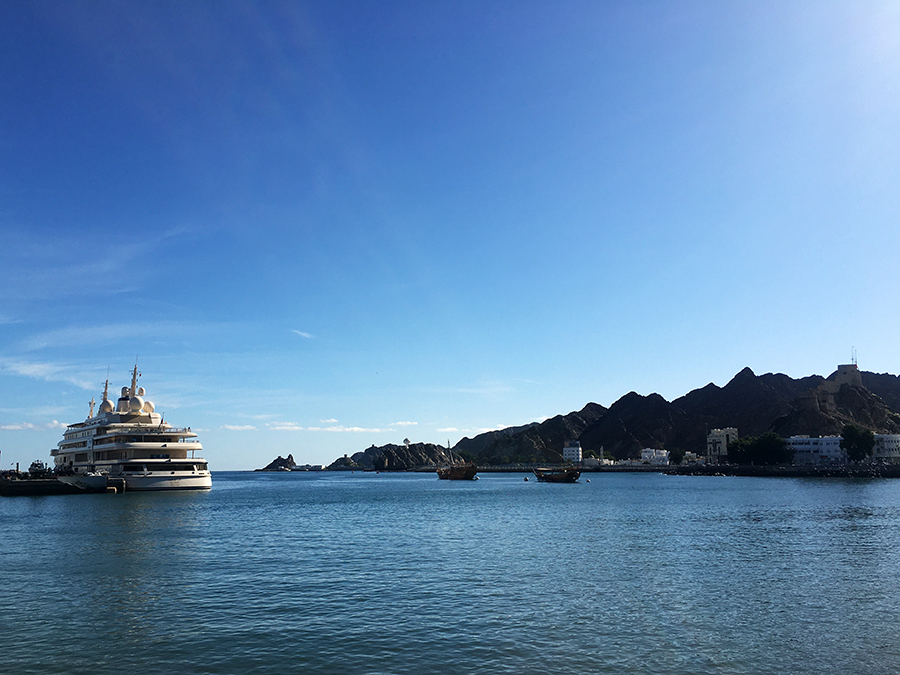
52 366 211 491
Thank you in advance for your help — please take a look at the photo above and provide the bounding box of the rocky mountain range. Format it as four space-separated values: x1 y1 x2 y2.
325 365 900 470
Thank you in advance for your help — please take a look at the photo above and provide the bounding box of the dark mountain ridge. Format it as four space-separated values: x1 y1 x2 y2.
327 365 900 469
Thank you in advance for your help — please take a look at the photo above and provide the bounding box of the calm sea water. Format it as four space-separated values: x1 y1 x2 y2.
4 471 900 674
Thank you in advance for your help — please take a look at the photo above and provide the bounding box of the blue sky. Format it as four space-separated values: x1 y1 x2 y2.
2 1 899 471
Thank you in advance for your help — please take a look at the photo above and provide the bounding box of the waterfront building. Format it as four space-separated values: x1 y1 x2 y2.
640 448 669 465
582 457 613 467
706 428 738 464
788 435 845 466
562 441 582 463
873 435 900 464
789 433 900 466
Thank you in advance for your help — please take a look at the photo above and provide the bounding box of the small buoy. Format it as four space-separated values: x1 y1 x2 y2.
524 477 529 481
586 479 591 483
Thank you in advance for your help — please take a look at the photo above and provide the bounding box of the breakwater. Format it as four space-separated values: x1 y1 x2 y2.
0 477 82 496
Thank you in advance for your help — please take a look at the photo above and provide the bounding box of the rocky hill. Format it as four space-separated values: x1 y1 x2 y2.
455 403 606 465
256 454 297 471
326 365 900 469
861 372 900 413
328 442 452 471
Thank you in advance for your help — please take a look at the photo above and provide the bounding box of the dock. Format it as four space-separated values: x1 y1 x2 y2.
0 476 127 497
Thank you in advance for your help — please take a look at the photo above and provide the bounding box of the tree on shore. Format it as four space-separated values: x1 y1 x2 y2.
727 433 791 465
840 424 875 463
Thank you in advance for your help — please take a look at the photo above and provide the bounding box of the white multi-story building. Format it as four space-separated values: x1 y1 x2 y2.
873 435 900 464
707 428 738 464
640 448 670 465
788 435 845 466
562 441 582 463
789 433 900 466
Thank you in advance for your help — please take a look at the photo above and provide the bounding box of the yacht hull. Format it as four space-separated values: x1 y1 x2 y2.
122 474 212 491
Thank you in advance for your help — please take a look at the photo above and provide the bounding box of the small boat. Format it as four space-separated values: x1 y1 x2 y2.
436 442 477 480
28 460 53 478
533 466 581 483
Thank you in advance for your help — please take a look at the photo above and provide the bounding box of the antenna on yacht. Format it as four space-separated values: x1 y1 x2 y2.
129 363 139 397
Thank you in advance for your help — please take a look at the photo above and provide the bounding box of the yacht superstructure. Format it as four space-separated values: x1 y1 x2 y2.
52 366 211 490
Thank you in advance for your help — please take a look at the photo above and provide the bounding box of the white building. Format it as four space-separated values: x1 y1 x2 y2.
873 435 900 464
787 435 845 466
707 428 738 464
582 457 613 467
789 433 900 466
640 448 670 465
562 441 582 463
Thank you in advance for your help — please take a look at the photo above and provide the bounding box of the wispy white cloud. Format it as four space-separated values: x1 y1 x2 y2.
0 420 67 431
222 424 257 431
320 418 339 424
307 425 388 433
268 422 303 431
392 421 417 426
291 330 314 339
1 225 233 357
0 225 201 304
14 321 207 352
0 358 97 390
437 427 459 433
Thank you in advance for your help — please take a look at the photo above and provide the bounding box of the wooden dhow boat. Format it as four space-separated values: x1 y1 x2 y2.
437 463 478 480
436 443 477 480
533 466 581 483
